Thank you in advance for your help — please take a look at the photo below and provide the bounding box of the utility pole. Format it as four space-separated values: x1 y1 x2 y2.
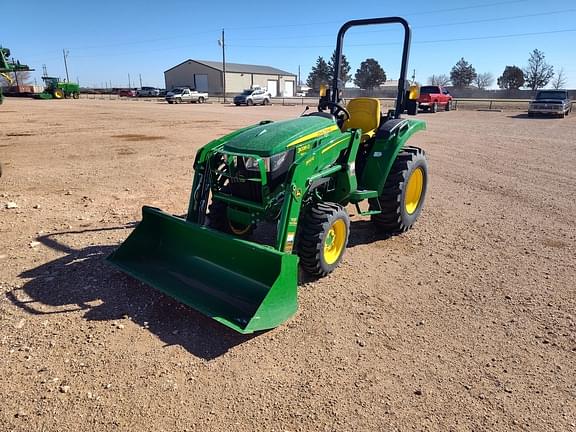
42 64 48 77
298 65 301 86
63 49 70 82
128 73 131 88
139 73 142 88
218 29 226 103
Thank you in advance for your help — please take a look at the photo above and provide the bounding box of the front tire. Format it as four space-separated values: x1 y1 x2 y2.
297 203 349 277
371 146 428 234
246 99 254 106
53 89 64 99
431 102 438 113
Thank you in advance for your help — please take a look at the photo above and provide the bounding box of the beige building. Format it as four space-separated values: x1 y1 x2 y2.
164 60 297 97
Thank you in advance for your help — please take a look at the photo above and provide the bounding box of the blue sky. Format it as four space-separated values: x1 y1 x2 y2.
3 0 575 89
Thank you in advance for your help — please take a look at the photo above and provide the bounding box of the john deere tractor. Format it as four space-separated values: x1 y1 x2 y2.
1 46 34 104
37 76 80 99
108 17 428 334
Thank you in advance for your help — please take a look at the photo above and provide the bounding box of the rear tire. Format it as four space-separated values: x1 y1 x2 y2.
53 89 64 99
198 96 205 104
371 146 428 234
445 100 452 111
297 202 349 277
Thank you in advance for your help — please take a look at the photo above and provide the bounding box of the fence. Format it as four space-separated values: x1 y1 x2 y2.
79 93 550 111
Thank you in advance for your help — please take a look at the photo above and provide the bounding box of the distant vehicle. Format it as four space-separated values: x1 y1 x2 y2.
233 88 271 106
118 88 137 97
528 90 571 118
165 87 208 104
417 85 453 113
137 86 160 97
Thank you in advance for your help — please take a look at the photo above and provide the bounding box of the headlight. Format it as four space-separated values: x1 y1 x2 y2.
244 151 289 173
244 156 268 171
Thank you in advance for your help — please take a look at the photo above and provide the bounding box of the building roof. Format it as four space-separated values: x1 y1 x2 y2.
165 59 295 76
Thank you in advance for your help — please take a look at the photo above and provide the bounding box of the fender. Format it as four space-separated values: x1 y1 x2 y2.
359 118 426 194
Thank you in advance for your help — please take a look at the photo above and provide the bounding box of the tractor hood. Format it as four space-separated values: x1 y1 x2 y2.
223 116 340 157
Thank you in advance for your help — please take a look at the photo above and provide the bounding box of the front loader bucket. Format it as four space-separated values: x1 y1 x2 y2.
107 206 298 334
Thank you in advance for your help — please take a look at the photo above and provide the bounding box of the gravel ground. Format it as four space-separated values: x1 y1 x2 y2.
0 98 575 431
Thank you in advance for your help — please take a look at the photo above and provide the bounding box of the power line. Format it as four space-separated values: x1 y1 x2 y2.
229 8 576 42
227 28 576 49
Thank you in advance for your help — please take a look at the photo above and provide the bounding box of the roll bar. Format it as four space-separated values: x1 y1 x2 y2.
331 17 412 119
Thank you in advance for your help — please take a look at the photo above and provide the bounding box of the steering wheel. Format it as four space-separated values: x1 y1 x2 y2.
318 100 350 122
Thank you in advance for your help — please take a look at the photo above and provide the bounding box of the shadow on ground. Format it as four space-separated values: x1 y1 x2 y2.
508 113 564 120
7 225 256 361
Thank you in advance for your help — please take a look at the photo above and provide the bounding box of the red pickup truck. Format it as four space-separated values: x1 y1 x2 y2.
418 85 453 113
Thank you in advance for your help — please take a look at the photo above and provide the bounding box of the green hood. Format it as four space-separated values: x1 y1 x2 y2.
223 116 340 157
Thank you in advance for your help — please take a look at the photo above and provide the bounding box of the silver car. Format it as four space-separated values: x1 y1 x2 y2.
528 90 572 118
233 88 271 106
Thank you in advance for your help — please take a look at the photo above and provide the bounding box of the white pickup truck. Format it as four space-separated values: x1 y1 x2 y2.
165 87 208 104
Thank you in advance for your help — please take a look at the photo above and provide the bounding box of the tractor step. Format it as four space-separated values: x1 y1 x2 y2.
349 189 379 203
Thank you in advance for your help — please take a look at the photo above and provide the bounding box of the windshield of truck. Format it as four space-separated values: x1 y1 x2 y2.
241 89 253 95
535 91 566 100
419 86 440 94
172 88 185 94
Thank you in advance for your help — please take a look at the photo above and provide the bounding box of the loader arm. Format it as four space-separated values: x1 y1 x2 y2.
0 72 14 85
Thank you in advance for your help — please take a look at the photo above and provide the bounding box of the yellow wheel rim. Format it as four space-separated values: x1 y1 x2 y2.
323 219 346 265
405 167 424 215
54 90 63 99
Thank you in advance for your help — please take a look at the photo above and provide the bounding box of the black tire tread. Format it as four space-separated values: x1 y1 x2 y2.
297 202 349 277
371 146 427 234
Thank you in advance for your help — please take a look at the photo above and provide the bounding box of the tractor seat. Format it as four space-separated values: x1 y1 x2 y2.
344 98 381 142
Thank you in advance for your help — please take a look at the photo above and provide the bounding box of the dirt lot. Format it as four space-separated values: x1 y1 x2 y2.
0 98 574 431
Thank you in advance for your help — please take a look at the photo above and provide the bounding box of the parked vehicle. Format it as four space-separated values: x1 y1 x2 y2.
107 16 426 334
528 90 571 118
137 86 160 97
234 88 271 106
118 88 137 97
36 77 80 100
165 87 208 104
417 85 453 113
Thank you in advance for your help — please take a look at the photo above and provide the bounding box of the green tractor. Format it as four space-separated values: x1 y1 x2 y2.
108 17 428 334
37 76 80 99
1 46 34 104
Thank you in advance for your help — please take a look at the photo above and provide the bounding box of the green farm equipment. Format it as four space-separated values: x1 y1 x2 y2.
108 17 428 333
37 76 80 99
1 46 34 104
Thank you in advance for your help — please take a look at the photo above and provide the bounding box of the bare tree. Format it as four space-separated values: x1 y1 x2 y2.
428 74 450 86
474 72 494 90
551 67 567 89
524 49 554 90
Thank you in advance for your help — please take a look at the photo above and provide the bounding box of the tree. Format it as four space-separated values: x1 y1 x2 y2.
524 49 554 90
551 67 567 89
428 74 451 86
306 57 331 90
474 72 494 90
328 50 352 85
353 58 386 91
497 66 525 90
450 58 477 88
